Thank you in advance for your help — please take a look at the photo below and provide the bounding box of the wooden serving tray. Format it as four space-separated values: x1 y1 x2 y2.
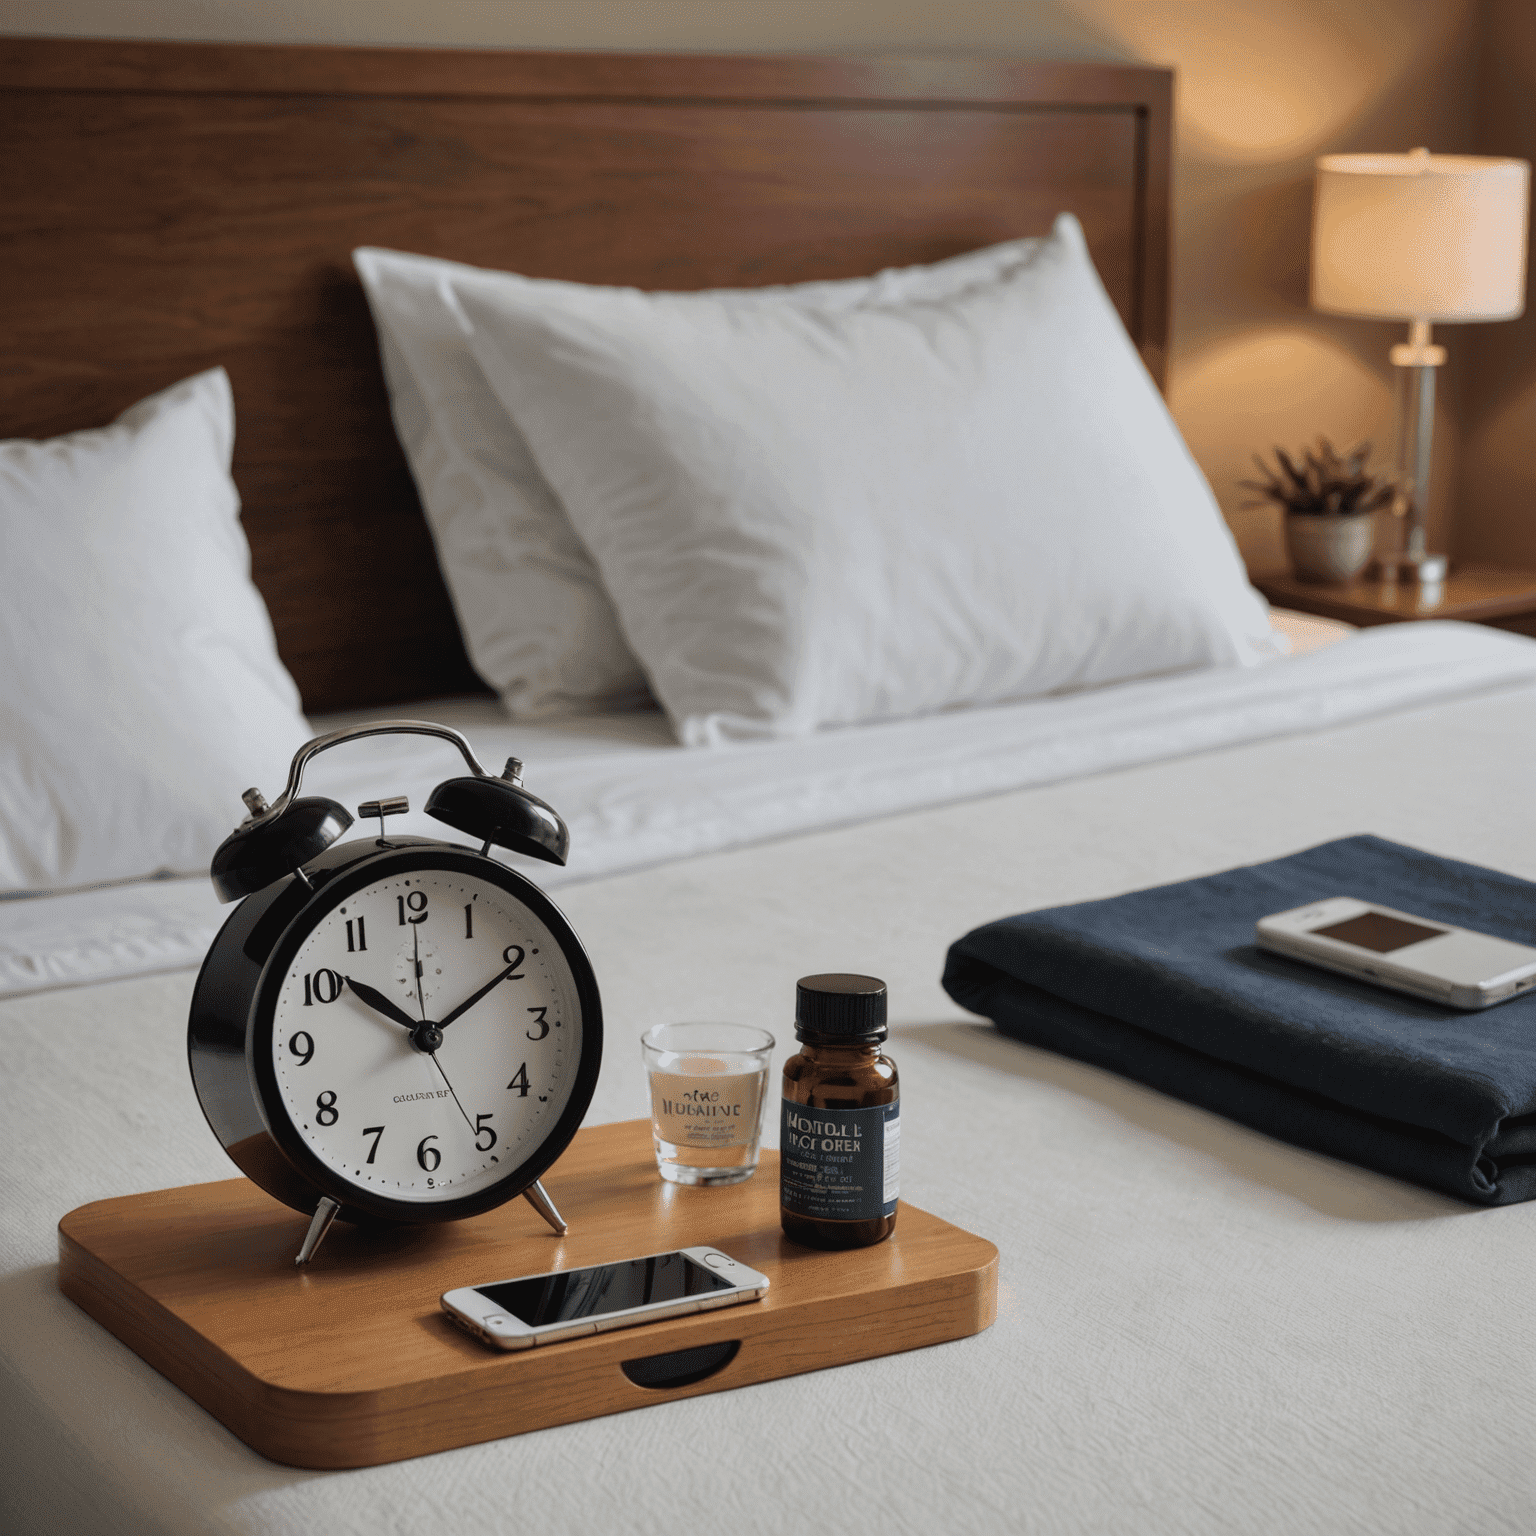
58 1119 997 1468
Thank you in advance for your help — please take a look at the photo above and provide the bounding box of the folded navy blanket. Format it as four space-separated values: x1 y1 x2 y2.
942 835 1536 1205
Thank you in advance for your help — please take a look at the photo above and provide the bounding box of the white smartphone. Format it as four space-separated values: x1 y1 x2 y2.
1255 897 1536 1009
441 1246 769 1351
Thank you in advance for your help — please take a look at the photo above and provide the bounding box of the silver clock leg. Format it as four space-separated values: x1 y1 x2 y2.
522 1179 567 1236
295 1195 341 1267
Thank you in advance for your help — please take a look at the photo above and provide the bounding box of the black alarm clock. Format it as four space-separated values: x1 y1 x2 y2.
187 721 602 1266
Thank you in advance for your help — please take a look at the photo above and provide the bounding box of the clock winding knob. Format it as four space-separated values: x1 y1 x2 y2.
358 795 409 839
357 795 409 821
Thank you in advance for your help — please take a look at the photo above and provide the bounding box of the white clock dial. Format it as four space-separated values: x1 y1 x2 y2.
269 868 583 1203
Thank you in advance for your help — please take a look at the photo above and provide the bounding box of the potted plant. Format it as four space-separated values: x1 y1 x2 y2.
1242 438 1397 584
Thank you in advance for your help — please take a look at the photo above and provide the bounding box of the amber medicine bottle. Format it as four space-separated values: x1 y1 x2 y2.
780 973 899 1249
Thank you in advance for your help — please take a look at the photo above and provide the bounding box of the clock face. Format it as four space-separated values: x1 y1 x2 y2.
256 855 595 1211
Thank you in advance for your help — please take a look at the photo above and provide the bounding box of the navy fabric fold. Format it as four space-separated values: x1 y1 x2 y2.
941 835 1536 1204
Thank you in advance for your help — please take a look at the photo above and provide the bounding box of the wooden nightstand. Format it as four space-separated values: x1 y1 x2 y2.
1253 565 1536 639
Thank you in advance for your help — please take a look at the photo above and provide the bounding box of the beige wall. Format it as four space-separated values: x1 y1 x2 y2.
1460 0 1536 566
2 0 1505 573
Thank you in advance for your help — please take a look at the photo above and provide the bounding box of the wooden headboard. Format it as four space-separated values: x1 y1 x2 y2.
0 39 1171 713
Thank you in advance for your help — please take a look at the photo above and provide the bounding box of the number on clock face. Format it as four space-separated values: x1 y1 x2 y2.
270 869 580 1202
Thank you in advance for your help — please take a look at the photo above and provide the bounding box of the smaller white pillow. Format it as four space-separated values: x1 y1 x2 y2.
0 369 311 890
355 248 651 719
454 215 1280 744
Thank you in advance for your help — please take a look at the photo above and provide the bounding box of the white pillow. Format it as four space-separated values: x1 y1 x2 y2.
352 239 1065 720
354 247 649 719
0 369 311 890
453 215 1281 744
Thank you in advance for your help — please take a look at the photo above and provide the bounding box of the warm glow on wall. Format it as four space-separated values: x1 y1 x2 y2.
1464 373 1536 502
1169 325 1398 568
1071 0 1434 163
1173 325 1391 457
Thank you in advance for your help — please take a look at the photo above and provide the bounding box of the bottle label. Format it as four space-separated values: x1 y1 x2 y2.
780 1099 899 1222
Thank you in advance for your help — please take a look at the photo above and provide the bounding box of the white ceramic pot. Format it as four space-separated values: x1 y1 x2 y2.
1284 511 1376 584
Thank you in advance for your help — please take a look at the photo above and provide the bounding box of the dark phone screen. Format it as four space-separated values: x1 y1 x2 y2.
474 1252 733 1325
1311 911 1448 954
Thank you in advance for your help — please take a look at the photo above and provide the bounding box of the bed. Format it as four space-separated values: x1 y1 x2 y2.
5 36 1536 1536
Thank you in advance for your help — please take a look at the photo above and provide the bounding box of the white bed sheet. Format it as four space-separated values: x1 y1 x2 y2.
5 622 1536 1534
2 618 1526 1002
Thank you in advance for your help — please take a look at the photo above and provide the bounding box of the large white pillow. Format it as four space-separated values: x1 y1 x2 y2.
353 239 1067 720
0 369 311 890
453 215 1281 745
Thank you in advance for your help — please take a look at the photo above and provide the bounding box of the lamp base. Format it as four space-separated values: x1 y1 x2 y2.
1371 551 1448 585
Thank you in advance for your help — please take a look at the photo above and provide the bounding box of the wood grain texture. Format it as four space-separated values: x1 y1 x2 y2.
1 37 1172 713
0 36 1174 107
58 1118 998 1469
1255 566 1536 627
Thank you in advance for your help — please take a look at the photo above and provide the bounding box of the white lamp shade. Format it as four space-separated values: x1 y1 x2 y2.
1311 151 1530 322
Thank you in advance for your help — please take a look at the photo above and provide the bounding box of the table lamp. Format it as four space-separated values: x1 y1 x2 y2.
1311 148 1530 582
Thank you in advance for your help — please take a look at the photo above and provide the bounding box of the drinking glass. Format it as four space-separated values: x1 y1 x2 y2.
641 1023 775 1186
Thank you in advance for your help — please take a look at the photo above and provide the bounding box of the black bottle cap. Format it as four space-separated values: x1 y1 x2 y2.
795 973 888 1041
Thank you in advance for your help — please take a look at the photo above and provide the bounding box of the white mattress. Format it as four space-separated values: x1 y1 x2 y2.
6 619 1536 1534
3 618 1526 1001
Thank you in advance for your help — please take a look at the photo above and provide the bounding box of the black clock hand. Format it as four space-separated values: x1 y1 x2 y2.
386 934 470 1131
430 1051 477 1136
412 924 427 1022
437 962 520 1031
344 976 418 1032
